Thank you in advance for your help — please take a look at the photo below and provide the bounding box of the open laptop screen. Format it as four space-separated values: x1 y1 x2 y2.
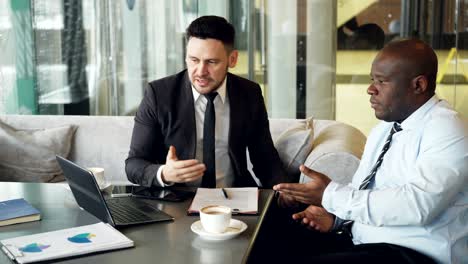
242 191 278 263
56 156 115 225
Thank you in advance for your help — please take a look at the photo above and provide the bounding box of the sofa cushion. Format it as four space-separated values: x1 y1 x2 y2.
299 120 366 184
274 117 314 178
0 120 76 182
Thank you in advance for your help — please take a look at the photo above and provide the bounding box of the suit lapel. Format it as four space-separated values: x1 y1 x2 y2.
179 73 197 158
226 74 243 149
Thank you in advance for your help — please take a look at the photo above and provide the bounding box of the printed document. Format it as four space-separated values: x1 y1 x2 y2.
1 222 133 263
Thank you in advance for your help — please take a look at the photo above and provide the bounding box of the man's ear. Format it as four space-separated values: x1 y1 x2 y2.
228 50 238 68
412 75 428 94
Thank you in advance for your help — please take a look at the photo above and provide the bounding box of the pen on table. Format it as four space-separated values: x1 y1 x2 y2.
221 188 229 199
111 193 133 198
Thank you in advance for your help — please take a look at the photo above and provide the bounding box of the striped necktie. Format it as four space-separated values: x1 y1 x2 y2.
359 122 402 190
201 92 218 188
341 122 402 238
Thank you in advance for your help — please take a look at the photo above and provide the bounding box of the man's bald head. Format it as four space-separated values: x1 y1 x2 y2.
368 39 439 122
378 39 438 92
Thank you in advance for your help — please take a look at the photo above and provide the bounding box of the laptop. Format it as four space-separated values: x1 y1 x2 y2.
242 191 281 263
56 156 173 227
243 191 318 263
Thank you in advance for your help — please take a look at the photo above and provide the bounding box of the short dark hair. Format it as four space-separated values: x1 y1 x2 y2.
186 16 235 50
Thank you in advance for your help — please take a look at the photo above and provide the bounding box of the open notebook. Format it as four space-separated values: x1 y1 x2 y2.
188 187 258 215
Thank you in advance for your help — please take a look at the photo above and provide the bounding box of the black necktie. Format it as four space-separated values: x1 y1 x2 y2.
359 122 402 190
201 92 218 188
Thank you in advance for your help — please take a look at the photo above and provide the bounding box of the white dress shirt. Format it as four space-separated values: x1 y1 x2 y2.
323 95 468 263
156 77 234 187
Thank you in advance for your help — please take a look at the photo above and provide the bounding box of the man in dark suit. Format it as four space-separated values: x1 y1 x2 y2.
125 16 287 188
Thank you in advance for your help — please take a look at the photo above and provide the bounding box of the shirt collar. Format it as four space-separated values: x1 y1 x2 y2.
192 76 227 104
400 94 439 131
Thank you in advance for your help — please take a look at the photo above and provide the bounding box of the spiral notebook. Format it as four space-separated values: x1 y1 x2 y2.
1 222 133 263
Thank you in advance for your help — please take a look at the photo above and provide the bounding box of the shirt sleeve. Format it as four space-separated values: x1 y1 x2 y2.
323 116 467 227
156 165 174 187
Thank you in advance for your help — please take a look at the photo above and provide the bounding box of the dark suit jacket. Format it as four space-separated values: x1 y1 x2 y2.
125 70 288 188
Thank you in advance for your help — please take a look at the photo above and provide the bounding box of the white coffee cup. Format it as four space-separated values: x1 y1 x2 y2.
200 205 232 233
88 167 106 190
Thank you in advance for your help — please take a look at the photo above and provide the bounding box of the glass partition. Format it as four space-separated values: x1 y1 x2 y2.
0 0 466 136
335 0 468 134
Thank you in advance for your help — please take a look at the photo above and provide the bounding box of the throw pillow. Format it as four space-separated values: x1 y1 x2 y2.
0 120 76 182
274 117 314 178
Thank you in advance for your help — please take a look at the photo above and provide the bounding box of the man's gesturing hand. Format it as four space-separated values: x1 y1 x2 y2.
273 165 331 206
161 146 206 184
292 205 335 233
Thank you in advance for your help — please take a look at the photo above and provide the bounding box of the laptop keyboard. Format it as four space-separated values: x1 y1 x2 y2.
106 198 154 223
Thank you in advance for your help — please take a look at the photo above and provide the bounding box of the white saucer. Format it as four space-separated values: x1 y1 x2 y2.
191 219 247 241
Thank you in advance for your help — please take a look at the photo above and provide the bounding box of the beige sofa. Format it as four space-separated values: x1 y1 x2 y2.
0 115 366 186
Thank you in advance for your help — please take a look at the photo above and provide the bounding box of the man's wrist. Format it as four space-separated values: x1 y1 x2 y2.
156 165 174 187
331 216 345 232
331 216 354 238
